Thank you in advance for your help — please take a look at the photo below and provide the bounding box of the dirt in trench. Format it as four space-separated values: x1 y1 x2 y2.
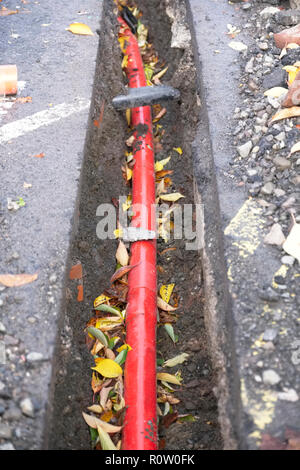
48 0 223 450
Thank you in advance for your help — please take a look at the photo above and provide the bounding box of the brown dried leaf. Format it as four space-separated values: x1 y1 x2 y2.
110 264 136 284
157 296 177 312
271 106 300 122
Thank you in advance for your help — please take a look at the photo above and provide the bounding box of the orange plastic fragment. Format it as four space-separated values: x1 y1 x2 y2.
69 262 83 280
77 284 84 302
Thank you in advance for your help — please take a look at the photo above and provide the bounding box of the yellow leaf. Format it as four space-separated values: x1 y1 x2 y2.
66 23 94 36
116 343 132 353
94 294 111 308
114 228 123 239
160 193 185 202
282 65 300 86
157 372 182 385
173 147 183 155
155 156 171 172
118 35 130 53
126 108 131 126
126 167 133 181
159 284 175 304
271 106 300 123
100 410 113 423
91 358 123 378
122 195 132 212
122 55 128 69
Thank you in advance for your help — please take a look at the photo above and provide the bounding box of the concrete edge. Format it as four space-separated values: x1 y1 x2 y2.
186 0 242 449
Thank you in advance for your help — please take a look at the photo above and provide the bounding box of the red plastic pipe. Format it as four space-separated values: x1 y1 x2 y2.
118 18 158 450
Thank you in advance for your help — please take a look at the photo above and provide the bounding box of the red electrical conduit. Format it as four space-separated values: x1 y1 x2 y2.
118 18 158 450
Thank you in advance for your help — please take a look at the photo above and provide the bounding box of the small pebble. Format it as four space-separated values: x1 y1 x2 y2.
263 369 281 385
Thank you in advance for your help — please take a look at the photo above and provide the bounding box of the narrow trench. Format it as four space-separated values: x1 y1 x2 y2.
48 0 223 450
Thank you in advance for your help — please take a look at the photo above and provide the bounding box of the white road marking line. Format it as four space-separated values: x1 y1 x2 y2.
0 98 90 144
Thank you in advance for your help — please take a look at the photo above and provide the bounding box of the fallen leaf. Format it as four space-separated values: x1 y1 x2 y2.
264 87 288 98
157 296 177 311
87 326 108 347
115 240 129 266
153 107 167 123
95 304 122 317
155 156 171 172
66 23 94 36
153 66 169 83
97 425 117 450
0 273 38 287
157 372 182 385
94 294 111 308
289 141 300 156
164 323 178 343
91 358 123 378
283 65 300 86
110 264 136 284
163 353 189 368
173 147 183 155
160 193 184 202
82 412 121 433
126 108 131 127
271 106 300 122
159 284 175 304
87 405 103 414
116 343 132 353
283 221 300 263
122 54 128 69
162 411 178 428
